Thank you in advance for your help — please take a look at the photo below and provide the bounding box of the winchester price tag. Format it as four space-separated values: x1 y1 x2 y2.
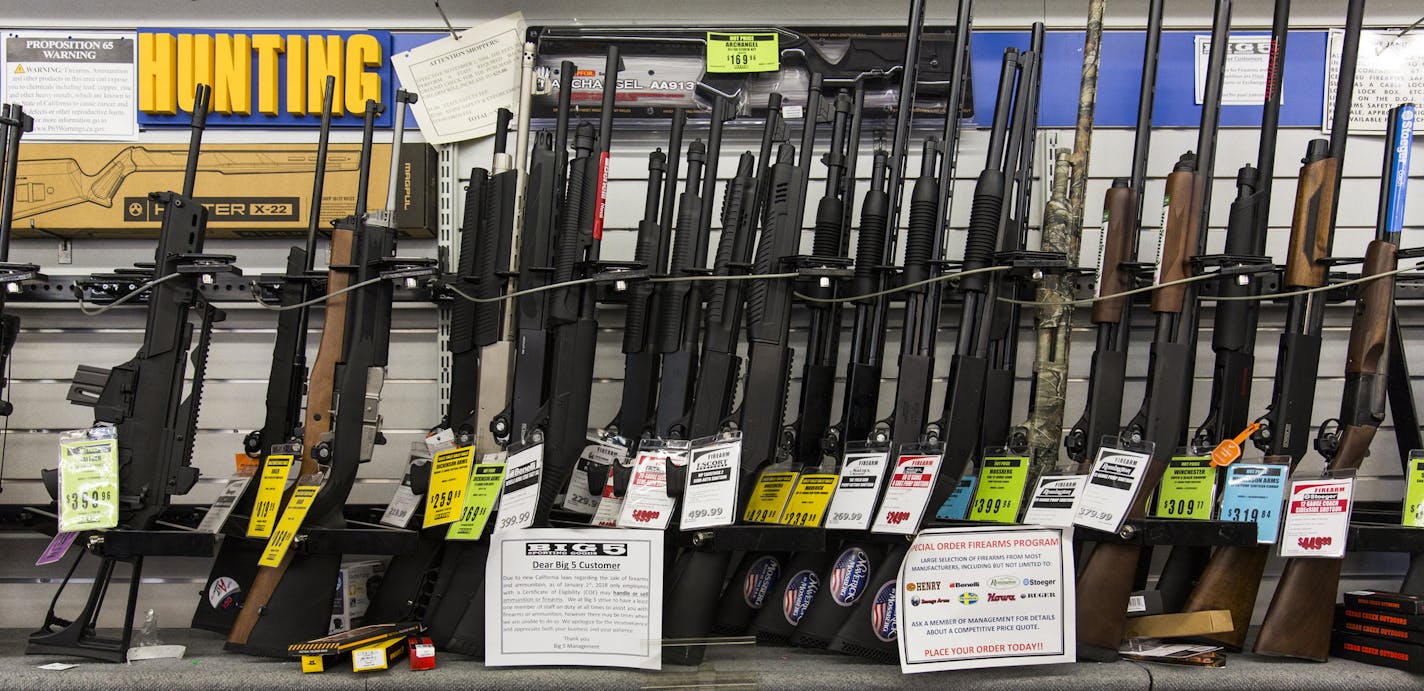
705 32 779 73
872 451 943 535
1404 452 1424 527
1219 463 1287 543
1279 477 1354 558
1153 455 1216 520
780 474 838 527
494 444 543 533
616 448 678 530
1022 475 1087 528
681 437 740 530
247 454 295 538
1073 446 1152 533
936 475 977 520
446 463 507 541
423 446 476 528
825 450 891 530
258 478 322 567
57 430 120 532
197 473 253 534
968 456 1030 523
744 471 798 523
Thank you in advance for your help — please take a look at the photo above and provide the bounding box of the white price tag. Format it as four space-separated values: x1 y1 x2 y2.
617 449 679 530
824 450 890 530
871 452 943 535
1022 475 1088 529
196 474 252 534
379 483 422 528
494 444 543 533
425 428 457 453
351 647 386 671
562 439 624 515
782 104 804 120
1073 447 1152 533
1279 477 1354 558
680 439 741 530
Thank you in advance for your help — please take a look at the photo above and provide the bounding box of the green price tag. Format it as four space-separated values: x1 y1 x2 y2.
1403 454 1424 528
1154 455 1216 520
446 463 507 541
706 32 779 73
58 432 120 532
967 456 1030 523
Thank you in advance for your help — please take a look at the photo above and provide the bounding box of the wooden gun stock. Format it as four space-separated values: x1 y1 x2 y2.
1148 168 1200 313
1091 184 1137 324
1282 155 1338 289
1345 241 1395 376
1182 544 1271 649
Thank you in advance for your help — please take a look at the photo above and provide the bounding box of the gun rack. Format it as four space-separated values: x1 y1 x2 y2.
1345 522 1424 554
1072 518 1258 547
673 525 827 552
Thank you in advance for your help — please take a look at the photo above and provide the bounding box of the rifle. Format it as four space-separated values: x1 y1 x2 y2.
191 76 338 634
1075 0 1233 659
1064 0 1163 471
1255 101 1413 661
30 85 240 662
1184 0 1364 650
0 103 40 429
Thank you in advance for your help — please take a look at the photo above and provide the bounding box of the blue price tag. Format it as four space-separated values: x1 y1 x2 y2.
935 476 977 520
1219 464 1287 543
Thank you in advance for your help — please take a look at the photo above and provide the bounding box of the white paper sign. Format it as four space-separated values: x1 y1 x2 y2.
871 452 943 535
494 444 542 533
616 449 677 530
898 526 1076 672
1 31 136 140
1073 447 1152 534
486 528 662 670
1279 477 1354 558
196 475 252 534
680 439 740 530
1194 34 1275 106
391 13 527 144
1022 475 1088 528
1325 29 1424 134
825 451 891 530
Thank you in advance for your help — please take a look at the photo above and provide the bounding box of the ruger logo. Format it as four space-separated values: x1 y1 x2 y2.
524 542 627 556
1297 535 1333 551
987 593 1017 602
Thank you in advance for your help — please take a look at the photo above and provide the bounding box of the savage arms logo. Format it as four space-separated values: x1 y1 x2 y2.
524 542 628 557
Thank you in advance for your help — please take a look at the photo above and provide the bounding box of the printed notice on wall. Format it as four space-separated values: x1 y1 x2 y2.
485 528 662 670
897 526 1075 672
2 31 136 140
1325 29 1424 134
391 13 526 144
1194 34 1274 106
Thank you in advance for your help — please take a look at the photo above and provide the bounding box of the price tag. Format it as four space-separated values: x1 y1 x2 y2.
1219 463 1288 543
935 475 977 520
422 446 476 528
197 473 253 534
36 531 78 566
706 32 779 73
681 438 740 530
616 448 678 530
258 479 322 567
1022 475 1088 528
591 467 624 528
1153 455 1216 520
1404 452 1424 527
871 451 943 535
446 463 507 541
380 479 422 528
967 455 1030 523
57 430 119 532
1073 446 1152 533
1279 476 1354 558
562 439 624 515
743 471 798 523
780 474 838 527
494 444 542 533
247 454 295 538
825 450 891 530
425 428 457 453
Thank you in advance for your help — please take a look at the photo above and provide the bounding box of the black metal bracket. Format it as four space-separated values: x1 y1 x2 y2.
671 525 826 552
1074 518 1258 546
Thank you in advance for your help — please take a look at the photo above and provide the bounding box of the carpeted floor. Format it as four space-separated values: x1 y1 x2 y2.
1 628 1418 690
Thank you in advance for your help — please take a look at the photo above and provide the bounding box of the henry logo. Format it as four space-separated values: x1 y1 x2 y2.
743 556 782 609
906 581 941 593
1297 535 1333 551
990 575 1019 589
207 576 241 610
958 592 980 605
987 593 1017 602
829 547 871 606
871 581 898 642
524 542 627 556
782 570 820 625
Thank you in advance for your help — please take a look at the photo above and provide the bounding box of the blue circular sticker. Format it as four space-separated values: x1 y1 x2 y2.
870 580 898 642
742 555 782 610
782 569 820 625
829 547 871 607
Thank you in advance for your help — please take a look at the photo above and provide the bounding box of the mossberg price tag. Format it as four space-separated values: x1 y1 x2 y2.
743 471 799 523
446 463 507 541
258 479 321 567
494 444 543 533
780 474 839 527
935 475 977 520
871 452 943 535
1074 446 1152 533
616 449 678 530
967 456 1030 523
423 446 476 528
1404 452 1424 527
705 32 779 73
57 432 119 532
197 473 253 534
1153 455 1216 520
681 439 740 530
1279 477 1353 559
1219 463 1287 543
248 454 295 538
1022 475 1088 528
825 451 891 530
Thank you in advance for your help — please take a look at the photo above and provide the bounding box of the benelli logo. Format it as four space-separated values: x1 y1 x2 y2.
630 509 661 523
1297 535 1333 551
987 593 1016 602
946 581 979 588
524 542 628 556
884 510 912 525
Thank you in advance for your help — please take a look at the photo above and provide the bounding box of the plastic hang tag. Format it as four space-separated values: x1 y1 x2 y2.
1073 441 1154 534
824 441 892 530
1219 458 1289 544
248 453 297 538
680 432 742 531
422 446 476 528
1278 468 1356 559
1153 447 1217 521
57 427 119 532
1403 450 1424 528
871 441 945 535
494 442 543 533
966 447 1032 523
445 462 508 541
569 434 628 509
615 438 687 530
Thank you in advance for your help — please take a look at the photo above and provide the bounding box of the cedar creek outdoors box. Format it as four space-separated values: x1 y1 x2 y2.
12 142 436 238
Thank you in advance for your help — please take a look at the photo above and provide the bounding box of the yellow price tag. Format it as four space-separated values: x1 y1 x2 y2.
706 32 779 73
422 446 476 528
247 454 295 538
1405 454 1424 527
258 479 321 567
780 473 838 527
743 471 798 523
446 463 507 540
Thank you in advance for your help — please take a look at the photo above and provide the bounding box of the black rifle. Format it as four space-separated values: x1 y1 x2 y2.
191 76 338 635
0 103 39 434
31 85 240 662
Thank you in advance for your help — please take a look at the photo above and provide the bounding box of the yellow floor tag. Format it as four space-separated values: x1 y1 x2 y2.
422 446 476 528
743 471 799 523
247 454 295 538
780 474 839 527
258 479 321 567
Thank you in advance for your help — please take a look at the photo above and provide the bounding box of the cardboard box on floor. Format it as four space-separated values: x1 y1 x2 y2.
13 142 435 238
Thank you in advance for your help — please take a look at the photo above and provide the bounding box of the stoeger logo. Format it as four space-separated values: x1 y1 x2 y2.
871 581 898 642
958 592 980 605
782 570 820 625
743 555 781 609
829 547 871 606
207 576 241 610
990 575 1019 589
524 542 627 556
1023 577 1058 587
